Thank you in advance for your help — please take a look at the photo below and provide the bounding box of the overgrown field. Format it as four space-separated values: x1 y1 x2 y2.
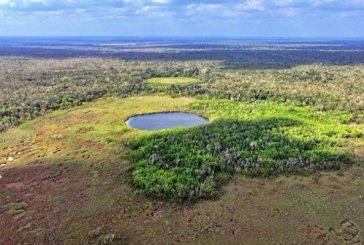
147 77 198 85
1 46 364 243
0 95 363 244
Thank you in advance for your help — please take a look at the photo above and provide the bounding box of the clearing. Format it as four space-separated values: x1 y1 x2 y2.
147 77 198 85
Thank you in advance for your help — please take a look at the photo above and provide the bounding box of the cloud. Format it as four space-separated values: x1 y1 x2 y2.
237 0 265 11
151 0 170 5
0 0 364 36
1 0 364 13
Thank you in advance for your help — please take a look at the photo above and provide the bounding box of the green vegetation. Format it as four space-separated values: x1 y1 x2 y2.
130 99 361 200
162 65 364 118
0 94 363 243
86 227 126 245
1 56 363 202
2 93 361 202
2 56 363 133
0 58 206 131
0 95 195 167
1 41 364 244
1 56 362 202
2 202 29 215
147 77 198 85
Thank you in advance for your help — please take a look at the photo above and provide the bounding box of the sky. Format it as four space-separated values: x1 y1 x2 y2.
0 0 364 37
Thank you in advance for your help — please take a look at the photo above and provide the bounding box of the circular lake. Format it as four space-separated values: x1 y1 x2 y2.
126 112 208 131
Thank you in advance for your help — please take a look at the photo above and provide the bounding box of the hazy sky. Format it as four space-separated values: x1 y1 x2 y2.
0 0 364 37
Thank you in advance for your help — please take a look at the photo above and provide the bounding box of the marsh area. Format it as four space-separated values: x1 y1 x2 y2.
0 38 363 244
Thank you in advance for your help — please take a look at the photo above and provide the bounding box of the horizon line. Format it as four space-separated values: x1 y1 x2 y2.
1 35 364 40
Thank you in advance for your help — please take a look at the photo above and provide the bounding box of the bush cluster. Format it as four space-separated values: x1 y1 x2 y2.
130 107 355 200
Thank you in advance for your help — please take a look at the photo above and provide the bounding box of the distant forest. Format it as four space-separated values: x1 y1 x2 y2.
0 39 363 131
1 39 364 68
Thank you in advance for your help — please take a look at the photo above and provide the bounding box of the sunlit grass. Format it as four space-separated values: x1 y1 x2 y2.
0 96 195 167
147 77 198 85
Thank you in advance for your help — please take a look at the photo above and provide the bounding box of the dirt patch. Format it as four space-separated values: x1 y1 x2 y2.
0 162 88 243
64 110 102 123
6 182 25 190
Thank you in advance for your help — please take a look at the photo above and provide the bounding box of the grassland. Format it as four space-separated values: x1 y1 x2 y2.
1 95 363 244
0 96 195 243
0 43 364 244
0 96 194 169
147 77 198 85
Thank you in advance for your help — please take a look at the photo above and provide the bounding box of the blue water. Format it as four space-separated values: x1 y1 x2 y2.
126 112 208 131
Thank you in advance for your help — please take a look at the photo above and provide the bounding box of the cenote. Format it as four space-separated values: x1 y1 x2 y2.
126 112 209 131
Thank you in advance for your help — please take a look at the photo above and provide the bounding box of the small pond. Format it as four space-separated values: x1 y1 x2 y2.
126 112 208 131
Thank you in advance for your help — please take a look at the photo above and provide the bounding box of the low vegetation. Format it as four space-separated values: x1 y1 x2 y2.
1 40 364 244
0 94 363 243
147 77 198 85
1 53 363 201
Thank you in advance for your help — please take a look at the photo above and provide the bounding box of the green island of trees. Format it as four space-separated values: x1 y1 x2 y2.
130 98 361 200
